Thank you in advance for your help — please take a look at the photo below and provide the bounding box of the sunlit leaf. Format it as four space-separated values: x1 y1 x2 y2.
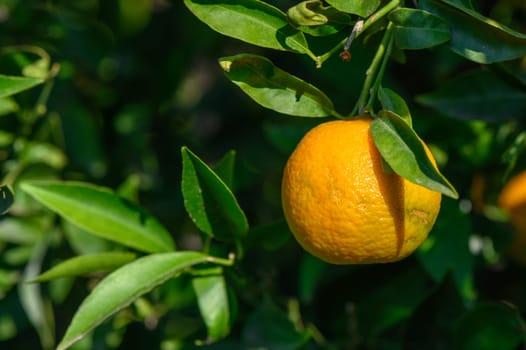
181 147 249 241
371 111 458 198
416 69 526 121
219 54 335 117
30 252 137 283
325 0 380 17
420 0 526 63
184 0 312 55
192 270 230 342
56 252 211 350
389 8 451 49
378 86 412 126
20 181 175 253
0 75 44 98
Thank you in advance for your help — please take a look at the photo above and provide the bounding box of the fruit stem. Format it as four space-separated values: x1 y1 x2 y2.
364 22 394 112
316 0 400 66
349 22 394 117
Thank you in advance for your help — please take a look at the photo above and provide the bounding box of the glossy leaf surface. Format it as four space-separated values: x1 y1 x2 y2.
371 111 458 198
378 86 412 126
325 0 380 17
31 252 137 283
56 252 210 350
183 0 312 55
389 8 451 49
192 271 230 342
20 181 175 253
181 147 248 241
420 0 526 63
219 54 335 117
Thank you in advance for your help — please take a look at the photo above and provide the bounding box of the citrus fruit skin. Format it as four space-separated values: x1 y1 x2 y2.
281 118 442 264
499 171 526 265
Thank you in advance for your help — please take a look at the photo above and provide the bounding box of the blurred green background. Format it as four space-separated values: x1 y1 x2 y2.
1 0 526 349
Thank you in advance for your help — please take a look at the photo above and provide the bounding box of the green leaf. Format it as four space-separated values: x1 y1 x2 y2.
219 54 335 117
248 219 291 251
0 97 19 116
0 75 44 98
416 69 526 122
378 86 412 127
30 252 137 283
183 0 312 55
242 297 311 349
181 147 249 241
56 252 211 350
192 270 230 343
287 1 352 37
0 217 48 244
370 111 458 198
287 0 328 27
325 0 380 17
454 302 526 350
298 253 326 304
213 150 236 190
19 240 55 350
20 181 175 253
389 8 451 50
417 198 475 302
0 186 14 215
357 266 434 336
420 0 526 63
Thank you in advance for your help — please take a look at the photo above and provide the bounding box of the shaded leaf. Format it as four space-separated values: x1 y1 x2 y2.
181 147 249 241
416 69 526 122
219 54 335 117
371 111 458 198
30 252 137 283
20 181 175 253
0 186 14 215
389 8 451 49
242 297 311 349
378 86 412 126
454 302 526 350
357 266 434 337
248 219 291 251
184 0 312 55
325 0 380 17
56 252 211 350
420 0 526 63
192 270 230 343
0 75 44 98
417 198 475 301
298 253 326 304
213 150 236 190
404 276 465 349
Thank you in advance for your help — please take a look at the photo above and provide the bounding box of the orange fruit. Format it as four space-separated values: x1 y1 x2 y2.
281 118 442 264
498 171 526 265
